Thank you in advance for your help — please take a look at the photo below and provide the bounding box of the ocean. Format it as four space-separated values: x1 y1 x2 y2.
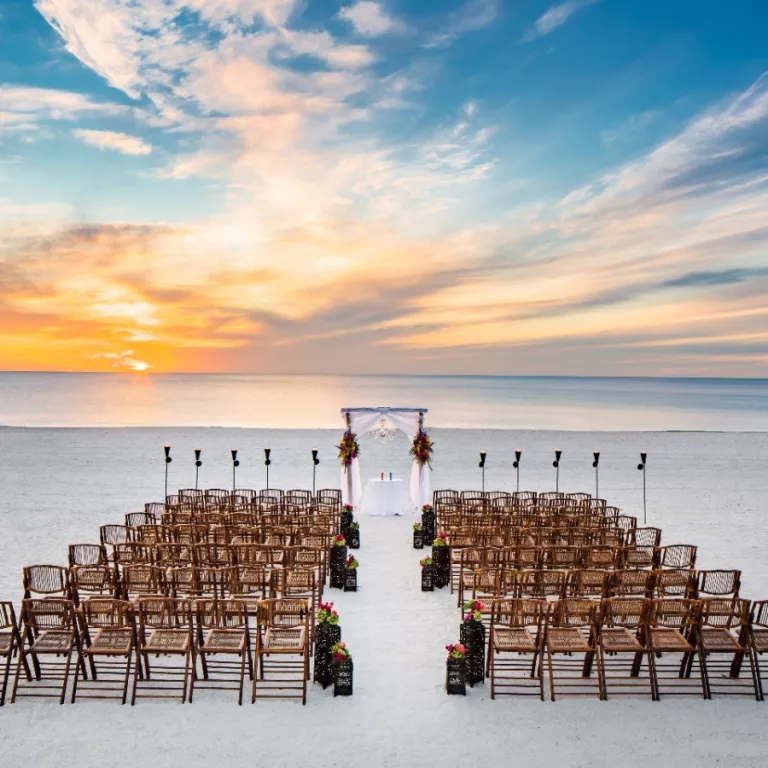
0 372 766 430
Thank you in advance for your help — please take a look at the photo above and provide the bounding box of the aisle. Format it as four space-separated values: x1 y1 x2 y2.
330 515 487 709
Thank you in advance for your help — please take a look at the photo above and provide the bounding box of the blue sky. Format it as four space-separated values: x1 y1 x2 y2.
0 0 766 374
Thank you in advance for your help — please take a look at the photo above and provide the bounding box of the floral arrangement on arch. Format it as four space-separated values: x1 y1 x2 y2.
432 532 448 548
332 641 351 663
410 429 434 468
317 602 340 627
346 555 359 570
463 600 484 623
334 534 347 547
445 643 466 660
419 557 433 568
337 431 360 468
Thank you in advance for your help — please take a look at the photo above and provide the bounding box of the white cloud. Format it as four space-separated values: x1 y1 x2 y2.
73 129 152 155
339 1 400 37
524 0 601 42
425 0 498 48
463 100 478 117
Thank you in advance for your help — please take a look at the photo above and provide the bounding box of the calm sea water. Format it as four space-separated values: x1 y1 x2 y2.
0 373 765 430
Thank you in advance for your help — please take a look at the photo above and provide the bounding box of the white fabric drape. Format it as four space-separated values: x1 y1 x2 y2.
340 409 430 511
340 410 381 508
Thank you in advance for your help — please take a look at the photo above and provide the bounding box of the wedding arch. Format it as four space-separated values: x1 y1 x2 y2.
338 407 432 511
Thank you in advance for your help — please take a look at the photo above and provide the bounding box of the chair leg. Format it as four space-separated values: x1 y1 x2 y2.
130 648 142 705
0 652 12 706
60 649 74 705
120 650 132 705
238 652 246 706
547 648 556 701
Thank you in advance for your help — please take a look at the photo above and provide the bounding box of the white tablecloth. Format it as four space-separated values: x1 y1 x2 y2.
361 479 405 517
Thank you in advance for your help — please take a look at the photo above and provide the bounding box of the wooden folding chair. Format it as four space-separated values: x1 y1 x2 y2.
696 597 759 699
0 602 26 705
132 597 193 704
252 598 310 705
544 598 602 700
749 600 768 701
646 598 706 698
597 598 656 700
12 598 80 704
488 598 545 699
190 599 253 705
72 598 136 704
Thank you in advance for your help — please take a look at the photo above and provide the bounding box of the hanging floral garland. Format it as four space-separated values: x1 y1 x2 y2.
410 429 434 468
337 430 360 468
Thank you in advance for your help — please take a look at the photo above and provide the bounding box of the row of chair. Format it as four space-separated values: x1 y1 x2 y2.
486 596 768 701
2 596 312 706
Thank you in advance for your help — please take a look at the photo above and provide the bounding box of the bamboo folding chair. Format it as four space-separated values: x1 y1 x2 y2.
120 564 167 601
696 598 759 699
565 570 610 599
610 569 654 598
646 598 706 698
488 598 546 699
544 598 602 700
652 569 695 599
22 565 70 600
597 598 656 700
190 599 253 705
70 565 118 605
12 598 81 704
0 602 26 705
72 598 136 704
694 570 741 599
132 597 193 704
68 544 108 567
655 545 697 570
749 600 768 701
252 598 310 705
127 511 157 528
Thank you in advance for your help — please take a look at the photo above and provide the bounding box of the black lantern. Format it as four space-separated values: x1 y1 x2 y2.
553 449 562 492
194 449 202 490
163 446 172 501
312 449 320 495
231 449 240 491
512 449 522 492
264 448 272 490
592 451 600 498
637 451 647 524
479 451 487 493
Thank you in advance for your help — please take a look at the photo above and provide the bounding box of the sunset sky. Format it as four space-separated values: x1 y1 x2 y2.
0 0 766 376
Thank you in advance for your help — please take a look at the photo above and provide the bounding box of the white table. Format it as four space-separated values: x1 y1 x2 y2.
361 478 405 517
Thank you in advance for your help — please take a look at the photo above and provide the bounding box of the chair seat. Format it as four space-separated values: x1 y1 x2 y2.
202 629 247 653
31 631 74 653
0 633 14 655
650 628 693 652
700 628 743 652
263 627 306 652
752 629 768 653
88 628 133 654
547 628 592 652
601 627 644 652
493 627 537 652
144 629 190 653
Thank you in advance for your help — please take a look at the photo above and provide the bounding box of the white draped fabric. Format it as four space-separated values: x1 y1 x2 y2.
340 407 430 511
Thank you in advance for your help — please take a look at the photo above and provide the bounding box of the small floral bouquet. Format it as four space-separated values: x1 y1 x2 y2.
445 643 466 660
422 504 433 514
334 534 347 547
332 641 351 663
410 429 434 468
419 557 433 568
337 431 360 468
463 600 484 623
413 522 423 532
349 521 359 532
346 555 359 570
432 532 448 548
317 602 340 626
343 504 354 514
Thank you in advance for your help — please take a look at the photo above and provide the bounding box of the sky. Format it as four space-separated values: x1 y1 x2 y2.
0 0 766 376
